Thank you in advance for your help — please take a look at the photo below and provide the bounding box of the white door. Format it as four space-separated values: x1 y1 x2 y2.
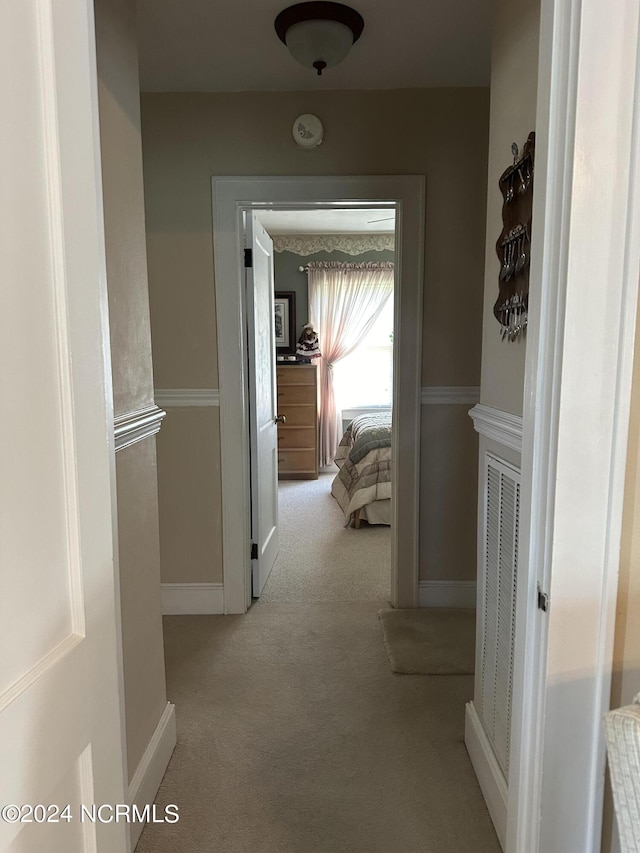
246 213 280 596
0 2 129 852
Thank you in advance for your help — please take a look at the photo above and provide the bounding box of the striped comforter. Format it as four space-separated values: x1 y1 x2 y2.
331 412 392 521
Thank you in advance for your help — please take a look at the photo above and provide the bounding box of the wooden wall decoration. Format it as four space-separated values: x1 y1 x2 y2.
494 132 535 341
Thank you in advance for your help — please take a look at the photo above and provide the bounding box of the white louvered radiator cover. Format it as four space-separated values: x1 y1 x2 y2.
476 453 521 779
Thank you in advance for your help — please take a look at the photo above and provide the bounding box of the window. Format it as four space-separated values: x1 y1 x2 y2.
333 293 394 409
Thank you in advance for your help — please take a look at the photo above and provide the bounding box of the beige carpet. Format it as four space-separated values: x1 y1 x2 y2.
378 608 476 675
260 471 391 602
136 604 500 853
135 473 498 852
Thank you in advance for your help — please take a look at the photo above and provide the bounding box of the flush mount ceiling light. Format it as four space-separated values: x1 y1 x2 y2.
274 1 364 76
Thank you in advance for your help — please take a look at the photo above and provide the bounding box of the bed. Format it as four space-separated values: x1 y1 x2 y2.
331 412 392 527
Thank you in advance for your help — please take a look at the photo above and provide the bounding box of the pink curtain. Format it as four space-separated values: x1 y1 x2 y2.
308 261 394 467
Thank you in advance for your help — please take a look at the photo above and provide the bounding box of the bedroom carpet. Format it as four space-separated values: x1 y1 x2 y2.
259 470 391 602
136 604 501 853
378 608 476 675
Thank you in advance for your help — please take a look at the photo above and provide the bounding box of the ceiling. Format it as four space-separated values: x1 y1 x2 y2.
255 208 395 235
136 0 493 93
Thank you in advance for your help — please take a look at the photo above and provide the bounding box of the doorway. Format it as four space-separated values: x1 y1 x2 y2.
212 175 425 614
252 206 396 602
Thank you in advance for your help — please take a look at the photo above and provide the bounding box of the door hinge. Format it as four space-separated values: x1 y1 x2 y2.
244 248 253 268
537 583 549 613
251 542 258 560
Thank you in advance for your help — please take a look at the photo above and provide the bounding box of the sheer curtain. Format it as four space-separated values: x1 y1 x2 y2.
308 261 394 466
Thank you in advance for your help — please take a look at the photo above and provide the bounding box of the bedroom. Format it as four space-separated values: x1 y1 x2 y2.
251 207 396 602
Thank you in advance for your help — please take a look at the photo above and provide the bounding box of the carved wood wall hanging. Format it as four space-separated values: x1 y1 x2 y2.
494 132 535 341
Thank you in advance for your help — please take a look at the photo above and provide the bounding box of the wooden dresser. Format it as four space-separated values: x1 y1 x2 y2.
276 363 318 480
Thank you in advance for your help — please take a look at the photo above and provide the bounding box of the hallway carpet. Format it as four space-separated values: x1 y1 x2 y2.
260 471 391 602
136 603 501 853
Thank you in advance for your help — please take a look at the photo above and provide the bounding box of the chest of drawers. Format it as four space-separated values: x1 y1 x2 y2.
276 363 318 480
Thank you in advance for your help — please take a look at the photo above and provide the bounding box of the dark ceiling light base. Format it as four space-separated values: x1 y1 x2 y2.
275 2 365 76
274 2 364 43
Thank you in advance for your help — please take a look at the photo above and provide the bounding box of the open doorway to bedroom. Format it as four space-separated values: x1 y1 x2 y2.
253 206 395 604
213 175 423 615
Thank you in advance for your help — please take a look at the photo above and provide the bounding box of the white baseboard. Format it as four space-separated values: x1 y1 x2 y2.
128 702 177 849
465 702 507 851
418 580 477 608
161 583 225 615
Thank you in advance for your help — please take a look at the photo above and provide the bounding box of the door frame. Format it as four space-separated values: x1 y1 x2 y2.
212 176 425 614
509 0 640 850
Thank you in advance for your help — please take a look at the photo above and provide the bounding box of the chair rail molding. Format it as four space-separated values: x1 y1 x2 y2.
469 404 523 453
154 389 220 408
114 405 166 453
422 386 481 405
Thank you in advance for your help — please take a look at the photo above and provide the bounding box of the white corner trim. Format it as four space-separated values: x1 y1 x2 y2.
418 580 477 608
161 583 225 615
421 386 481 405
128 702 177 849
469 404 523 453
114 405 166 453
465 702 507 850
154 389 220 408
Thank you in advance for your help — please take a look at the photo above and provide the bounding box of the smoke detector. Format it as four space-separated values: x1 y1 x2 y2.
292 114 324 149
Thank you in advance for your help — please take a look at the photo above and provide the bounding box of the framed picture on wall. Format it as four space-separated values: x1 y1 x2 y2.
274 291 296 354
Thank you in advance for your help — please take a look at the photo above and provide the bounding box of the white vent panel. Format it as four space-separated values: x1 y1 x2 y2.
477 453 520 779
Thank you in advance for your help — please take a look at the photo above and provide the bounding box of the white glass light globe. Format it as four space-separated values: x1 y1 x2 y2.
285 19 354 72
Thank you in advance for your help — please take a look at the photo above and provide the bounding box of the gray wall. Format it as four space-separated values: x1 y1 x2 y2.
274 248 395 342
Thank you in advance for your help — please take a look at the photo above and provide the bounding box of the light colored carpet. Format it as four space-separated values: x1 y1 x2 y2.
378 608 476 675
136 604 500 853
135 473 496 851
260 471 391 602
